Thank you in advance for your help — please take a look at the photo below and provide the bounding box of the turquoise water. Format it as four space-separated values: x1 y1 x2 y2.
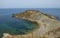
0 8 60 38
0 8 39 38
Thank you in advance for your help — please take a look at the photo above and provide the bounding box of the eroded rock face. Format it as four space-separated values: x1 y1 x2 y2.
3 10 60 38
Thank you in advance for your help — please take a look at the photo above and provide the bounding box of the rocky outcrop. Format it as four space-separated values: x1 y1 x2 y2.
3 10 60 38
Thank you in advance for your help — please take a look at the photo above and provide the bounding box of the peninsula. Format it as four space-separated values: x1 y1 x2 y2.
3 10 60 38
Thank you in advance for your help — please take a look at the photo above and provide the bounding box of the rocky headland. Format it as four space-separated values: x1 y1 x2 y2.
3 10 60 38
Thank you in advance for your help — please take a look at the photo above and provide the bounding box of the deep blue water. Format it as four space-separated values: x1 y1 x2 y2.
0 8 60 37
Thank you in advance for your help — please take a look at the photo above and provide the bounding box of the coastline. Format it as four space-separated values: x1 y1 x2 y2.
3 10 60 38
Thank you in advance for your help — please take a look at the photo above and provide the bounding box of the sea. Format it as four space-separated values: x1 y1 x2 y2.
0 8 60 38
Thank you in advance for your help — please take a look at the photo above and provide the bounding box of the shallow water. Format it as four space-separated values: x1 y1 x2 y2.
0 8 60 38
0 14 39 35
0 9 40 38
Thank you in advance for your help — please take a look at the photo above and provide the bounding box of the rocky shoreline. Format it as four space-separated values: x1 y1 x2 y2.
3 10 60 38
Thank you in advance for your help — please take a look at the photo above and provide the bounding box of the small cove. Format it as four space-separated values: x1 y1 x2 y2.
0 13 39 38
0 8 60 38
